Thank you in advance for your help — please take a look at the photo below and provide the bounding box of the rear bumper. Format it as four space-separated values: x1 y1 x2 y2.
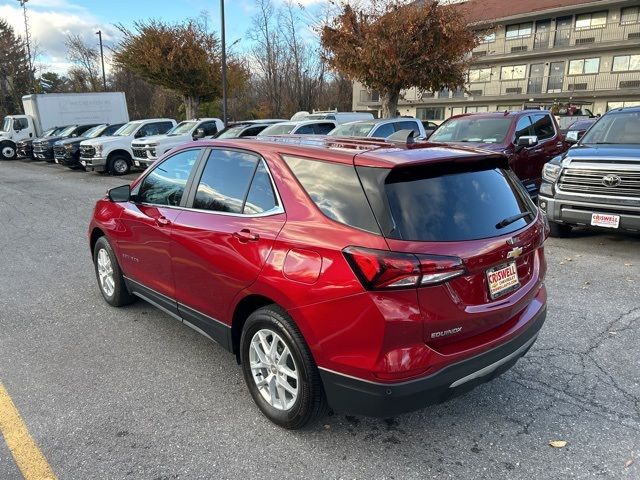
319 305 546 417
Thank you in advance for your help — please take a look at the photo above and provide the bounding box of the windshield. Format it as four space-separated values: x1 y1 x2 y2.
42 128 56 137
1 118 10 132
329 122 375 137
84 125 107 138
429 117 512 143
580 112 640 145
260 124 296 135
168 121 197 136
569 120 595 131
58 125 77 137
114 122 141 136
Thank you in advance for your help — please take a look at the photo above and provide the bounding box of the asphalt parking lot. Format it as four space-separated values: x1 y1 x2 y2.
1 159 639 479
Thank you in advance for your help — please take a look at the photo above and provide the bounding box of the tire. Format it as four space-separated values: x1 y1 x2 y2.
1 142 17 160
549 221 572 238
109 154 131 176
93 236 136 307
240 305 326 429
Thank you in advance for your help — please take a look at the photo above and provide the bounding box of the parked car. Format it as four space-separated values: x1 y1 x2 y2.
54 123 125 169
16 126 67 159
421 120 440 138
259 119 337 136
291 111 375 124
428 110 566 196
564 118 597 144
328 117 427 139
214 120 287 139
80 118 176 175
89 135 548 428
538 107 640 237
132 118 223 169
1 92 129 160
32 124 100 162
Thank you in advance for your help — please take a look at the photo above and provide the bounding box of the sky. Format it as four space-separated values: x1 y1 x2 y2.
0 0 329 75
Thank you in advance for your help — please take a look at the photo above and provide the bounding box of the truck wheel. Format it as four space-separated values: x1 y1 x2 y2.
240 305 327 429
1 142 17 160
109 155 131 176
549 221 572 238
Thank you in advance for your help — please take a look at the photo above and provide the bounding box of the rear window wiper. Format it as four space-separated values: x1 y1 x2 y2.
496 212 533 229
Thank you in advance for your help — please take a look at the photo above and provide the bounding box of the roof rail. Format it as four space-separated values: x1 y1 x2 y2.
255 134 395 152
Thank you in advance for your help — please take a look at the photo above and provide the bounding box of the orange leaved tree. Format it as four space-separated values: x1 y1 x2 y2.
321 1 479 118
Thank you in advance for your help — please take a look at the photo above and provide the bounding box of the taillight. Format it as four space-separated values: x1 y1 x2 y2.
343 247 465 290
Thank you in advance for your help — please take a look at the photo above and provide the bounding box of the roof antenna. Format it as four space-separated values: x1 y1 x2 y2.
386 129 416 146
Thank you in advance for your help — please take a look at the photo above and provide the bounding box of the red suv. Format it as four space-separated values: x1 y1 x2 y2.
429 110 566 196
89 136 548 428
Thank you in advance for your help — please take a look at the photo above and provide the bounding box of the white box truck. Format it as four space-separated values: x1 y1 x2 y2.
0 92 129 160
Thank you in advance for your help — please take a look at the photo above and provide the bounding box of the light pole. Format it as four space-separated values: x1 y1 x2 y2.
17 0 34 88
96 30 107 91
220 0 228 125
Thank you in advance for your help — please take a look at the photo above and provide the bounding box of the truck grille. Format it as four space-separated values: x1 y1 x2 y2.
32 143 48 153
558 168 640 198
80 145 96 158
53 145 66 156
132 147 148 158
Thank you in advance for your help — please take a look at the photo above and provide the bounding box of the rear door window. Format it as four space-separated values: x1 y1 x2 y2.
395 120 420 135
295 124 315 134
314 123 335 134
531 114 555 140
371 123 395 138
284 156 380 234
383 164 535 241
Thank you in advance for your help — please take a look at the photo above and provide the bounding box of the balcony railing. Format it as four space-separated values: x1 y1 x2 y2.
473 22 640 58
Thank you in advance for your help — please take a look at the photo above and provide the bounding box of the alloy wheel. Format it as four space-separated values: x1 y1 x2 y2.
112 158 129 174
249 328 299 411
97 248 115 297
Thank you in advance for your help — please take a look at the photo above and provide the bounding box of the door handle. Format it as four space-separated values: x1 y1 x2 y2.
155 216 171 227
233 229 259 242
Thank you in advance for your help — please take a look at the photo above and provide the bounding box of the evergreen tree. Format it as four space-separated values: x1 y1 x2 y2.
0 19 33 117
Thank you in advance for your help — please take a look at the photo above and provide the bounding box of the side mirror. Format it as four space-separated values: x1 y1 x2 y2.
193 128 206 140
516 135 538 147
108 184 131 203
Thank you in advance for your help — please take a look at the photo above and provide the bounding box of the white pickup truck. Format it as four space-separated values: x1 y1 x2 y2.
131 118 223 168
80 118 176 175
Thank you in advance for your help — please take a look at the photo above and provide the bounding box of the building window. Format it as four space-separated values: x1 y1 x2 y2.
612 54 640 72
501 65 527 80
416 107 445 121
506 23 533 39
468 68 492 82
620 7 640 25
480 32 496 43
607 101 640 111
568 58 600 75
575 11 607 30
497 105 522 112
465 106 489 113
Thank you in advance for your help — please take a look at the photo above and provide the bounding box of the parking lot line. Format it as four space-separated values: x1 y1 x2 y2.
0 383 57 480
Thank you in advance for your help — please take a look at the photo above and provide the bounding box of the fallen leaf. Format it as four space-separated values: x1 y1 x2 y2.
624 459 634 468
559 261 565 265
624 263 633 267
608 331 617 335
565 257 573 262
549 440 567 448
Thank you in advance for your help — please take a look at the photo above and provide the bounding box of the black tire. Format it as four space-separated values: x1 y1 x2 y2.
93 236 136 307
240 305 327 429
109 154 131 176
549 221 572 238
0 142 17 160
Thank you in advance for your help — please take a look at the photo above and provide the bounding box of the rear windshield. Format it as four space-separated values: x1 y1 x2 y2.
429 117 512 144
383 165 535 241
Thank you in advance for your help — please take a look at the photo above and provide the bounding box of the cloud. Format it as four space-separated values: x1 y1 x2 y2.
0 1 120 75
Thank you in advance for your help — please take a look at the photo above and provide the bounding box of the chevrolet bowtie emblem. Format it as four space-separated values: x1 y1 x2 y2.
507 247 523 259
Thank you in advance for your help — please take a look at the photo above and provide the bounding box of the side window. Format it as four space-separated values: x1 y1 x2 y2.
192 149 259 213
137 149 200 206
284 155 380 234
75 124 95 136
371 123 395 138
199 121 219 136
394 120 420 135
244 161 278 214
314 123 335 135
14 118 29 130
296 124 315 134
240 126 266 137
531 114 555 140
157 122 174 134
103 124 122 136
515 116 534 140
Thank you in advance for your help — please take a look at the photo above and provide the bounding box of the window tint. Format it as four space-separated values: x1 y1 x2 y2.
371 123 395 138
314 123 335 135
75 124 96 136
515 116 533 139
13 118 29 130
296 124 315 134
103 124 123 136
384 165 534 241
137 149 200 206
284 156 380 234
241 126 267 137
531 114 555 139
199 121 219 136
395 120 420 134
193 149 259 213
244 161 278 215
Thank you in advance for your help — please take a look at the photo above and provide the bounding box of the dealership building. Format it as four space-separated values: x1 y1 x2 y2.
352 0 640 121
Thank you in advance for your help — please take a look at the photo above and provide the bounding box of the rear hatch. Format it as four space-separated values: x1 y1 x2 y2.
355 155 546 352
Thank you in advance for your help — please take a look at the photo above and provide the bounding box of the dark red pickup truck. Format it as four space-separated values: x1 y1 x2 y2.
428 110 567 196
